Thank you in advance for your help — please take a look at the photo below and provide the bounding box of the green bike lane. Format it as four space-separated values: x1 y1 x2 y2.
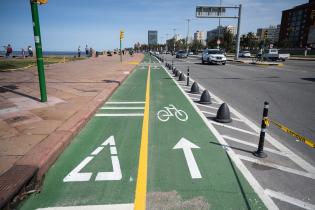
19 55 266 209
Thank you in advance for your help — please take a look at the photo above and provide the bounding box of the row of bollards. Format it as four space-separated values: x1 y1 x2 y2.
167 63 269 159
168 66 233 124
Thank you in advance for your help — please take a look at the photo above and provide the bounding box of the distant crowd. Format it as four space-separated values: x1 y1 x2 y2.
77 44 96 57
2 44 33 58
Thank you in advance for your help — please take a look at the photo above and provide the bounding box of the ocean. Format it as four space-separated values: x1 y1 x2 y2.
0 51 88 57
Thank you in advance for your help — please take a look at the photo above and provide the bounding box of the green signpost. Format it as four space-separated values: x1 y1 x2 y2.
30 0 47 102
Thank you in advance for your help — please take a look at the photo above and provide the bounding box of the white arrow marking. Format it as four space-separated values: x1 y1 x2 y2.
63 156 94 182
95 156 122 181
63 136 122 182
173 138 202 179
102 135 115 146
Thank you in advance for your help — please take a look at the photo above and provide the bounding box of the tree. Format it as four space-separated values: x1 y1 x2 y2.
222 30 234 52
191 39 205 52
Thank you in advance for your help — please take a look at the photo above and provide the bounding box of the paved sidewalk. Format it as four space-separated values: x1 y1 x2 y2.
0 53 143 208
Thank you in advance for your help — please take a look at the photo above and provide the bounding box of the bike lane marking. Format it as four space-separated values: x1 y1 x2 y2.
18 56 151 209
146 58 268 209
134 65 151 210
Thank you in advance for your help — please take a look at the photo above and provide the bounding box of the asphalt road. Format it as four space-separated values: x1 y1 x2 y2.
164 55 315 165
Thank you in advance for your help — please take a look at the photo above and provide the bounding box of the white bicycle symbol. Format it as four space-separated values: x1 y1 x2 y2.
157 104 188 122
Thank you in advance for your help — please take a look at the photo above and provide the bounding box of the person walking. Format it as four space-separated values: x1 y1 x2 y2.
85 44 89 56
27 46 33 57
21 48 25 58
6 44 13 58
78 46 81 57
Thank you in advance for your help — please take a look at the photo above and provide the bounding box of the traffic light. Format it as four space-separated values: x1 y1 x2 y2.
264 30 268 39
32 0 48 4
120 31 124 40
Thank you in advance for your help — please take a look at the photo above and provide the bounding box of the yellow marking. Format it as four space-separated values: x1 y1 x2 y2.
270 119 315 148
134 65 151 210
128 61 140 65
263 118 270 127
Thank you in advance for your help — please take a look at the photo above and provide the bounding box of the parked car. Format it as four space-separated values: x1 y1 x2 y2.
176 50 188 58
262 49 290 61
202 49 227 65
107 51 112 56
188 52 194 56
239 51 251 57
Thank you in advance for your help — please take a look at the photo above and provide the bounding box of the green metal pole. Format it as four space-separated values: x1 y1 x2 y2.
30 1 47 102
120 39 122 63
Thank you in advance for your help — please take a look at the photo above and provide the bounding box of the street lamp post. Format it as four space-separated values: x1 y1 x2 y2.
30 0 47 102
173 28 176 53
186 19 191 53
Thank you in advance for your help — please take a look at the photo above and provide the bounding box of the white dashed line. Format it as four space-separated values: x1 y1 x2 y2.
265 189 315 210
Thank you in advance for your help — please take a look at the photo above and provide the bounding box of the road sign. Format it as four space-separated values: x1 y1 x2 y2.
173 138 202 179
196 6 226 18
195 4 242 60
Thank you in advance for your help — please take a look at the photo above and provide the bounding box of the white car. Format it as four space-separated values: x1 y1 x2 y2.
202 49 227 65
239 51 251 57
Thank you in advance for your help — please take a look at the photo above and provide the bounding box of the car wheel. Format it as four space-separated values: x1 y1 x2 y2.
222 62 226 65
202 59 205 64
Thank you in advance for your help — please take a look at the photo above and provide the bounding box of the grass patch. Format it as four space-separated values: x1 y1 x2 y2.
0 56 86 71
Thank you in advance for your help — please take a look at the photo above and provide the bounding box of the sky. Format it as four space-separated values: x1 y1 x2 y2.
0 0 308 51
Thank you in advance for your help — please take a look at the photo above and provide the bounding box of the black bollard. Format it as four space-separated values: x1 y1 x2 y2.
253 101 269 158
199 90 212 104
190 82 200 94
187 67 190 86
215 103 232 123
179 73 185 81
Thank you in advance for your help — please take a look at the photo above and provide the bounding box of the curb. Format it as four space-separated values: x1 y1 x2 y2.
0 61 141 209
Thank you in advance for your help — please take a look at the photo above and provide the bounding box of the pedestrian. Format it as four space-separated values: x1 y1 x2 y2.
21 48 25 58
89 47 93 57
28 46 33 57
78 46 81 57
85 44 89 55
6 44 13 58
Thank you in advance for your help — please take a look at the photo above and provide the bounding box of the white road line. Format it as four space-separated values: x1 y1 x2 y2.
238 155 315 179
187 92 201 97
202 111 243 122
210 121 259 136
100 107 144 110
222 135 287 156
91 147 104 156
106 101 145 104
189 97 201 101
161 64 279 210
196 103 218 110
37 203 134 210
95 113 144 117
265 189 315 210
185 74 315 173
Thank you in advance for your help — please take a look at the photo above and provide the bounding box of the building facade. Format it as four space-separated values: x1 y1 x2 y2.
148 30 158 45
256 25 280 44
279 0 315 48
206 25 236 41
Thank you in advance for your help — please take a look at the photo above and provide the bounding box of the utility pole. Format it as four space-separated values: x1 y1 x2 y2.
165 33 170 52
186 19 191 53
217 0 222 49
173 28 176 53
235 4 242 60
30 0 47 102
